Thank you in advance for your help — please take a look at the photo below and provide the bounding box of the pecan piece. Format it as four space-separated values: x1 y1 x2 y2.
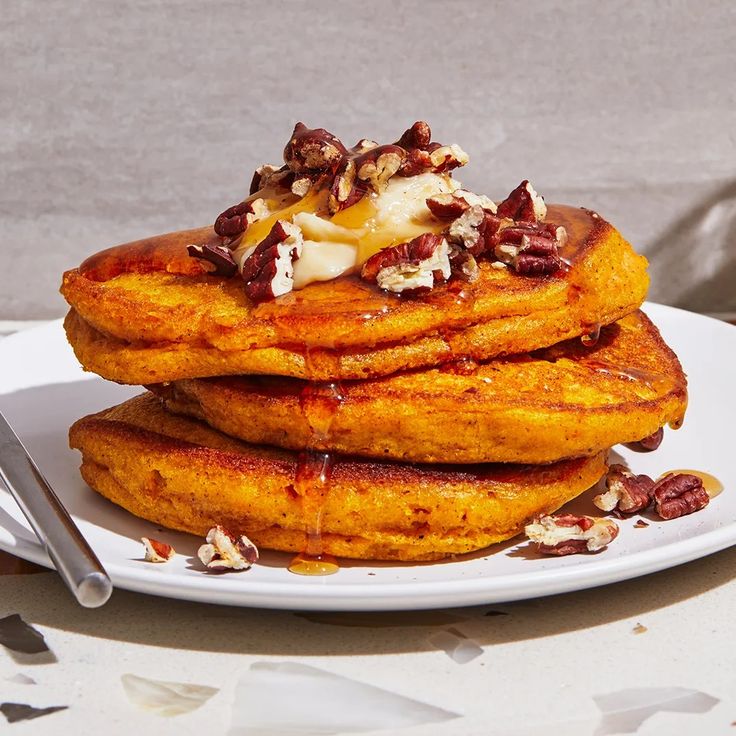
525 513 619 555
249 164 290 195
197 525 259 572
283 122 348 175
625 427 664 452
448 246 480 282
496 180 547 222
427 190 497 219
494 223 564 275
361 233 451 294
652 473 709 520
396 121 432 150
447 206 504 257
214 198 268 238
594 464 655 515
141 537 175 563
328 158 366 213
394 121 469 176
187 243 238 277
351 138 379 154
427 192 471 219
354 144 406 194
241 220 303 302
427 144 469 172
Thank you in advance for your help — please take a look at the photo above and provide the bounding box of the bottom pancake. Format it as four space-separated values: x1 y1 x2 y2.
69 394 608 561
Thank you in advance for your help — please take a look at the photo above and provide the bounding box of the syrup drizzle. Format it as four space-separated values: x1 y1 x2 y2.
580 324 601 347
287 352 345 576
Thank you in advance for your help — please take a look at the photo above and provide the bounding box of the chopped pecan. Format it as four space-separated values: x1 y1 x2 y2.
354 144 406 193
214 198 268 238
525 513 619 555
290 175 313 197
361 233 451 294
197 525 259 572
594 464 655 515
494 222 564 275
283 122 348 175
141 537 175 563
249 164 290 195
241 220 303 302
447 206 504 257
328 158 366 213
351 138 379 154
427 144 469 172
448 246 480 282
625 427 664 452
396 121 432 150
496 180 547 222
427 192 471 219
652 473 709 520
187 243 238 277
394 121 469 176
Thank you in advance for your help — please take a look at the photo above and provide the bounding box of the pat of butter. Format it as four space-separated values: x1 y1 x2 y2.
234 172 458 290
292 241 358 289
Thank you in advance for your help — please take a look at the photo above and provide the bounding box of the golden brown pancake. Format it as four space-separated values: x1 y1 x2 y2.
150 311 686 465
69 394 608 561
61 205 648 382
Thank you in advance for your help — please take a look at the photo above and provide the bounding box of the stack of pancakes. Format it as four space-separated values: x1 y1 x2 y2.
62 205 687 563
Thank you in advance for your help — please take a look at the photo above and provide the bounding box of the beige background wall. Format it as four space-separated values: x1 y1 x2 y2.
2 0 734 318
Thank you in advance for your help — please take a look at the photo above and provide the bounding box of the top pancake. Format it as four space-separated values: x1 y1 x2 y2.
61 205 649 382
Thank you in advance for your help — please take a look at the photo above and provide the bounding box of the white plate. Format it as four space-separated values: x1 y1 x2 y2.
0 304 733 611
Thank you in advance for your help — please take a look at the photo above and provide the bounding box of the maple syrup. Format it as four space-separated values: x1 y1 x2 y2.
580 324 601 347
287 350 345 576
658 469 724 499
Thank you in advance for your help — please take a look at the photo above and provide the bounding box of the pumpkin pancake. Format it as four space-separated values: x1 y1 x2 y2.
69 395 608 562
61 204 648 383
150 311 686 465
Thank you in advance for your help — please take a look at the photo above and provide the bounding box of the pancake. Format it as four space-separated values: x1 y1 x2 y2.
61 205 649 383
149 311 687 465
69 394 608 561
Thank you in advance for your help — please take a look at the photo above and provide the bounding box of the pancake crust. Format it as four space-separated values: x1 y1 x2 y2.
151 311 687 464
61 205 649 382
69 395 608 561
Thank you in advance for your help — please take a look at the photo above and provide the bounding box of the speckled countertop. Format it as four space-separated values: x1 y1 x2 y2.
2 546 736 735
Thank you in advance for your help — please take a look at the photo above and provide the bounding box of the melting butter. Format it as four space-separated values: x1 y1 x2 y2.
233 172 459 290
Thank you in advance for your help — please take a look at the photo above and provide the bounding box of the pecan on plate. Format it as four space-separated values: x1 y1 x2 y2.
625 427 664 452
525 513 619 555
361 233 451 294
141 537 175 563
197 526 259 572
652 473 709 520
594 464 655 515
496 180 547 222
187 243 238 277
214 198 269 238
241 220 304 302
